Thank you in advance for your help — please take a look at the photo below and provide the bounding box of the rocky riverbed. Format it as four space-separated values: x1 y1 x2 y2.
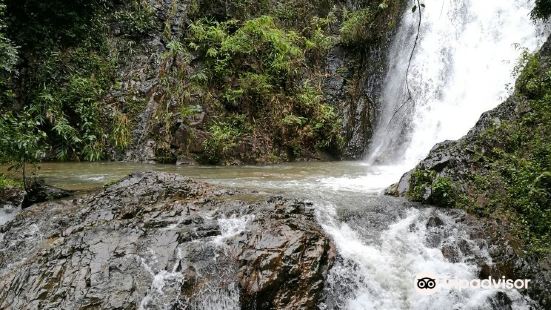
0 172 335 309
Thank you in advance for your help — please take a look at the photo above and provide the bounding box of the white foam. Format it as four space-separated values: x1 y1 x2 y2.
318 206 533 309
213 214 254 244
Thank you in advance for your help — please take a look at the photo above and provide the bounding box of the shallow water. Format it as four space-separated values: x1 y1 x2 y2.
16 161 397 195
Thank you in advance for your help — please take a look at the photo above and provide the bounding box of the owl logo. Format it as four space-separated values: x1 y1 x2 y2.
417 277 436 289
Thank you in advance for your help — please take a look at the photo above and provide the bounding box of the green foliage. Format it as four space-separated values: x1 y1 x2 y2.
111 112 131 150
339 1 404 47
0 174 21 189
189 16 305 79
0 111 46 165
0 0 147 162
29 48 116 161
407 169 457 208
200 116 249 164
340 9 374 45
0 1 15 72
430 176 457 208
407 169 435 202
224 16 303 74
516 54 545 98
0 111 47 186
186 15 343 162
113 0 156 38
223 72 273 108
305 15 337 59
0 0 17 105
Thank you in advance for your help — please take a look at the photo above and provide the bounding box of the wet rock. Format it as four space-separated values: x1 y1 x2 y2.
238 199 335 309
0 172 334 309
0 186 24 208
426 215 445 228
488 291 513 310
440 244 461 263
21 179 73 208
384 182 399 196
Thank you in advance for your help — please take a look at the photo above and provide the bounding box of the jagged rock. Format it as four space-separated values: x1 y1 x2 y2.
238 197 335 309
426 215 444 228
0 172 334 309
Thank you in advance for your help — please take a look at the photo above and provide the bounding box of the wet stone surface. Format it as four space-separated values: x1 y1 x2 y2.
0 172 335 309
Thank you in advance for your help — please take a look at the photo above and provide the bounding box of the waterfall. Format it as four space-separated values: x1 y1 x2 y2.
366 0 546 170
317 0 548 309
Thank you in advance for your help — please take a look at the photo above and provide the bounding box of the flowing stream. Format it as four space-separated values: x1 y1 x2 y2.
0 0 549 309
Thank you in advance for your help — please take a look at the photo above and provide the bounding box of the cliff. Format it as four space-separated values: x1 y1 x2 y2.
0 0 406 165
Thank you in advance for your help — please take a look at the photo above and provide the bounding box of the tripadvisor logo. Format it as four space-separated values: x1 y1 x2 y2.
414 273 531 295
417 277 436 290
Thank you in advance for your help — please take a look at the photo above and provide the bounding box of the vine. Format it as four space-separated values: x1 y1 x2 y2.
388 0 424 124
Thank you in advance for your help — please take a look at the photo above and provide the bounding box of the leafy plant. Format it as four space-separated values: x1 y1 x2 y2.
0 174 21 189
0 111 47 189
113 0 156 38
340 9 374 45
201 116 249 164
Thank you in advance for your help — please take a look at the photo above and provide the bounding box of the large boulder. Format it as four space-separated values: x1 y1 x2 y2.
0 172 334 309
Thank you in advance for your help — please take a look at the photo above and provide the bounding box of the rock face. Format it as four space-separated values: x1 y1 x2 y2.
0 172 334 309
109 0 406 163
324 40 397 159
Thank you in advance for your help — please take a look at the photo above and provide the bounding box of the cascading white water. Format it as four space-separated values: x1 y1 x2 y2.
316 0 548 309
367 0 546 172
318 205 533 309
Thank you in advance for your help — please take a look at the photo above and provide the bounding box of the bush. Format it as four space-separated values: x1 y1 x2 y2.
0 174 21 189
0 0 17 105
407 169 457 208
113 0 157 38
431 176 457 208
407 169 434 202
340 9 374 45
1 0 142 161
200 116 249 164
186 15 343 161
